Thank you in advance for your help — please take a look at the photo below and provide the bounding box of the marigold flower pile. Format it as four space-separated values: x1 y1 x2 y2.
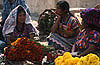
5 37 45 62
54 52 100 65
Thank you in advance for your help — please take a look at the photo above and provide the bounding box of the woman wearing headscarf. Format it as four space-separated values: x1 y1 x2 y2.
2 5 39 44
1 0 30 26
0 0 31 41
72 8 100 57
47 1 80 51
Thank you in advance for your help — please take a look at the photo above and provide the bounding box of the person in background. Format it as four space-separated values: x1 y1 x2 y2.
2 5 38 44
47 1 80 51
1 0 30 26
95 4 100 9
72 8 100 57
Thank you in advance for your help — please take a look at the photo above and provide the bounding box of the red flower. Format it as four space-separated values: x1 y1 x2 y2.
5 37 46 62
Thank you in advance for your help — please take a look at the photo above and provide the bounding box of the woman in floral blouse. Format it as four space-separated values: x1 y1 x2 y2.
47 1 80 51
72 8 100 57
2 5 39 44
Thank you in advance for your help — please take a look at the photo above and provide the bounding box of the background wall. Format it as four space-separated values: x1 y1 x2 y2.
26 0 55 16
0 0 100 15
26 0 100 15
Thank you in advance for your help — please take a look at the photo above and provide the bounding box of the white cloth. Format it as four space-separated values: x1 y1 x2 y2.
2 5 39 37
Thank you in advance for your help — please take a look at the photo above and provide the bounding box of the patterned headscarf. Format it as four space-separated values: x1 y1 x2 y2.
2 5 39 37
80 8 100 28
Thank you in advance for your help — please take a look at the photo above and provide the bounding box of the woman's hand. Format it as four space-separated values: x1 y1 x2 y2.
54 11 61 23
6 35 11 44
51 11 61 33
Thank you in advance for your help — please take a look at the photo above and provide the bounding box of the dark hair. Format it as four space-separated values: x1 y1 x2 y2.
17 6 26 16
16 6 26 32
57 1 74 16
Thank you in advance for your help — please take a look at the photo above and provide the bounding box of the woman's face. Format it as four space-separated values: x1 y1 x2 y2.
17 11 26 24
56 5 63 16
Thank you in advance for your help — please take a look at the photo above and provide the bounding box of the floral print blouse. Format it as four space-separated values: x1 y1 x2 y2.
6 24 36 42
58 16 80 34
75 29 100 50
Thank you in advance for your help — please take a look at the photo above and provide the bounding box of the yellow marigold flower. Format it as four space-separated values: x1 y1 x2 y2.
87 53 99 64
15 38 22 43
64 59 73 65
89 61 99 65
99 62 100 65
72 57 80 65
54 56 63 63
11 42 16 46
77 57 87 65
63 52 73 60
55 59 63 65
11 38 22 46
61 62 65 65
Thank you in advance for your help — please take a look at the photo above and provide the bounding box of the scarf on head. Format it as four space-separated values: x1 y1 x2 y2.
2 5 39 37
80 8 100 28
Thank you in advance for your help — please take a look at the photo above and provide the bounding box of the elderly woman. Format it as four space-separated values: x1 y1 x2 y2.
2 5 38 44
47 1 80 51
72 8 100 57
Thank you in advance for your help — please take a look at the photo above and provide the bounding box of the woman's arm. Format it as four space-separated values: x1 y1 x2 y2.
61 30 75 37
51 14 61 33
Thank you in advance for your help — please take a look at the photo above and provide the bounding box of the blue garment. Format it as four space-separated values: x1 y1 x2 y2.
0 40 6 49
0 40 6 53
2 0 30 21
0 40 6 63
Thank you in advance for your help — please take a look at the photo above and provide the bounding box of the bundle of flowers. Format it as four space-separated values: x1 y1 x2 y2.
5 37 63 64
54 52 100 65
5 37 46 62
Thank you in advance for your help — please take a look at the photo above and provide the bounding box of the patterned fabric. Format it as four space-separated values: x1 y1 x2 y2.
48 16 79 51
47 33 73 51
80 8 100 28
75 29 100 50
9 24 36 42
2 0 30 21
58 16 80 33
2 5 39 42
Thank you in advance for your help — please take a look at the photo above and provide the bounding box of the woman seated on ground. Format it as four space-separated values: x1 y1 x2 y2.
0 0 31 40
72 8 100 57
2 5 39 44
47 1 80 51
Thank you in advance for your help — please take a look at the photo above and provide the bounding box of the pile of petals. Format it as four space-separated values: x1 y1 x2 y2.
55 52 100 65
5 37 46 62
